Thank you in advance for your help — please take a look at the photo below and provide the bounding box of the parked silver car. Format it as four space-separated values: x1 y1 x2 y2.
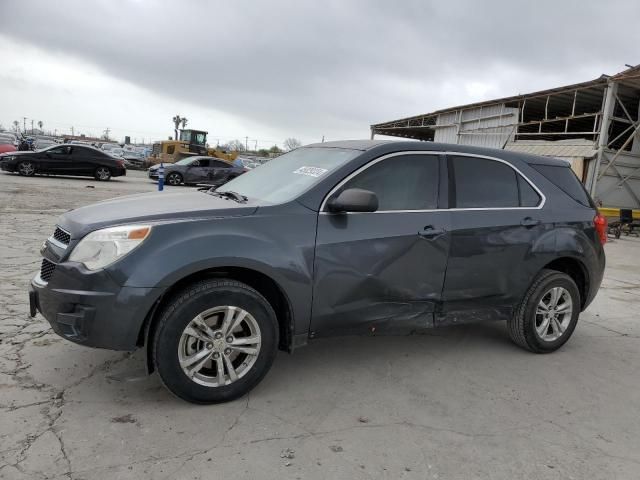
148 156 246 186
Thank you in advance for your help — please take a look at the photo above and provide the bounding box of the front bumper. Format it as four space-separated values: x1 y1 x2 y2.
30 265 161 351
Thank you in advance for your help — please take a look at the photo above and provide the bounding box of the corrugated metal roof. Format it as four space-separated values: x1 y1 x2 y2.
505 140 597 158
371 65 640 130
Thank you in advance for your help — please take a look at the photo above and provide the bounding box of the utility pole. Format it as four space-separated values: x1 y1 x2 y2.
245 136 249 152
30 119 34 133
254 140 258 150
322 135 325 142
103 127 111 140
54 129 57 137
71 126 75 137
23 117 27 132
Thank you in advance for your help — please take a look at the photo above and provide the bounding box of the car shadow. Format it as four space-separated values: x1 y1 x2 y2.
1 172 127 182
66 321 518 405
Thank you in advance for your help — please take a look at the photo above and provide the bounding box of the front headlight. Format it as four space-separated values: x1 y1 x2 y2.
69 224 152 271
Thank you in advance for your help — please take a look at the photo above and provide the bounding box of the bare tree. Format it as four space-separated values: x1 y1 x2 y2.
12 120 19 133
227 139 245 152
172 115 182 140
284 137 302 151
38 120 43 131
181 117 188 130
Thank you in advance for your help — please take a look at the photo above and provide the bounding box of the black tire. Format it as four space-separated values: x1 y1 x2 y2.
166 172 183 186
94 166 111 181
17 160 36 176
152 279 278 404
508 269 580 353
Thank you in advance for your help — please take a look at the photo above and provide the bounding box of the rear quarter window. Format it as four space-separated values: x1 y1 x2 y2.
530 164 593 207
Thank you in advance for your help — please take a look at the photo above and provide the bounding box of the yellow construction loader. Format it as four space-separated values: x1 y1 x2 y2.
150 129 238 164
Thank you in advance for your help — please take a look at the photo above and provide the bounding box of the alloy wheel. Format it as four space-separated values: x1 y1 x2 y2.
96 167 110 180
535 286 573 342
177 306 262 387
18 161 35 176
167 173 181 185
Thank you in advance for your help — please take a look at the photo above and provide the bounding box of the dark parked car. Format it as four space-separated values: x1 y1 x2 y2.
30 140 606 404
0 144 126 181
148 156 245 186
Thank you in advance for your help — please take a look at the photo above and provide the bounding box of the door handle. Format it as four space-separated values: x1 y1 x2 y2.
520 217 540 227
418 225 446 239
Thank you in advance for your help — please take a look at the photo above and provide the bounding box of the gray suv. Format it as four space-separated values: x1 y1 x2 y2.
29 140 606 404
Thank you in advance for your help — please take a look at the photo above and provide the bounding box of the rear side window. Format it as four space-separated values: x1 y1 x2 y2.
451 156 521 208
343 154 439 210
531 164 592 207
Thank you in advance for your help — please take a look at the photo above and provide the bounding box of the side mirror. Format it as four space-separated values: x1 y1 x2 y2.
327 188 378 213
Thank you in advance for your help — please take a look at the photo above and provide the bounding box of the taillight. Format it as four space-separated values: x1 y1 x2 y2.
117 159 125 167
594 213 607 245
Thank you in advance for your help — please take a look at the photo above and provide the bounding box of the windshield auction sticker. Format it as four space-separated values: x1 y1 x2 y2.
293 166 328 177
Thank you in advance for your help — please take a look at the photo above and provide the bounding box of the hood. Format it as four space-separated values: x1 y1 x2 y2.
1 150 33 157
59 190 259 238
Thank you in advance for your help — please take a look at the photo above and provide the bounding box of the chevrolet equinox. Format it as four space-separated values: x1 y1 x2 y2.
30 140 606 403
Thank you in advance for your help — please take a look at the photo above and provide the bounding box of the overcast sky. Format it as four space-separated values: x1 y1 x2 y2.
1 0 639 147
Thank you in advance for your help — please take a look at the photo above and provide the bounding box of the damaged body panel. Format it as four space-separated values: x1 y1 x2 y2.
312 210 450 335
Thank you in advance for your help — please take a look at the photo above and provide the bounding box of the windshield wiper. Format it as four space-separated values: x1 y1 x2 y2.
208 189 248 203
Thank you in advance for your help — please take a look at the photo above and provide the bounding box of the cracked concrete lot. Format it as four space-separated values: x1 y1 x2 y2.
1 170 639 480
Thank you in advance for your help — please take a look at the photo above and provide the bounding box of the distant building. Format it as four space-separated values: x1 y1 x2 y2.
371 66 640 209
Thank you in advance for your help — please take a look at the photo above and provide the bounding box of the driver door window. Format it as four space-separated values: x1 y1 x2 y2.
341 154 439 211
48 146 71 156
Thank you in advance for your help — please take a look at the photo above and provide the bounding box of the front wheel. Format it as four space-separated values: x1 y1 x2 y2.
152 279 278 404
166 172 183 186
508 269 580 353
18 161 36 176
94 166 111 181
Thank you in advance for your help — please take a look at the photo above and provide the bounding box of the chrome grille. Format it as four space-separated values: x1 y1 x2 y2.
53 227 71 245
41 258 56 282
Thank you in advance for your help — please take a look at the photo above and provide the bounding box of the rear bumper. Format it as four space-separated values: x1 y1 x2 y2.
30 268 160 351
583 249 606 310
113 167 126 177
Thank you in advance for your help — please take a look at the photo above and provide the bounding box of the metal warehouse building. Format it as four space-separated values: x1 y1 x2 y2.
370 66 640 209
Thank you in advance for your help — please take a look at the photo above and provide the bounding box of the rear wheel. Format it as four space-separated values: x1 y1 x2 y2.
18 161 35 176
508 269 580 353
166 172 183 186
153 279 278 404
94 166 111 181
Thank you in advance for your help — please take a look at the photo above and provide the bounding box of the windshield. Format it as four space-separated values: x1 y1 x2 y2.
35 143 55 151
218 147 358 204
174 157 201 166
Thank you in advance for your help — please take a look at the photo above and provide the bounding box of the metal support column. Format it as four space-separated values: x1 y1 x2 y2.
589 81 617 196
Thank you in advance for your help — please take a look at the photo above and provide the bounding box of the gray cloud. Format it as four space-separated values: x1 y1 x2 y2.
2 0 639 141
